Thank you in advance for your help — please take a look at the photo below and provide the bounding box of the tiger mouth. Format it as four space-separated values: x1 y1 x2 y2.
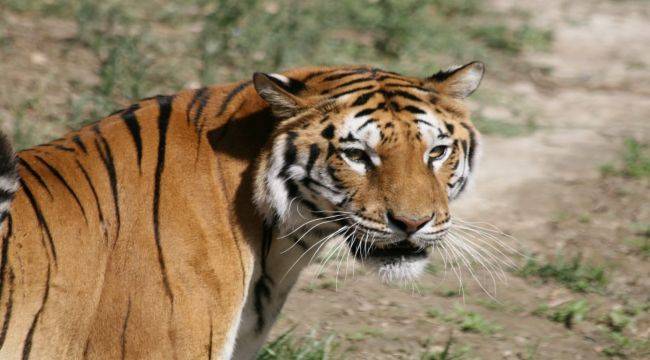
347 239 430 262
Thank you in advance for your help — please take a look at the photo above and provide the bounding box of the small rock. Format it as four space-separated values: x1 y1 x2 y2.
30 52 48 65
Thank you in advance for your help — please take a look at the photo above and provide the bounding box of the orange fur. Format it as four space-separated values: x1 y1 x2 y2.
0 64 483 359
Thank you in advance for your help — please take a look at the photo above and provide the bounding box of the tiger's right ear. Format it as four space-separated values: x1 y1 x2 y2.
253 72 306 119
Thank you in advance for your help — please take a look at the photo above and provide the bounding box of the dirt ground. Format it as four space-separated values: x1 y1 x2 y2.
270 0 650 358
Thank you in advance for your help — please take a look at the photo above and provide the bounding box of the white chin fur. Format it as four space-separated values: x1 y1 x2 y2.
376 258 427 284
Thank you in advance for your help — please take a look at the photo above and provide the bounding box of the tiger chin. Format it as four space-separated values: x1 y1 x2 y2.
0 62 483 359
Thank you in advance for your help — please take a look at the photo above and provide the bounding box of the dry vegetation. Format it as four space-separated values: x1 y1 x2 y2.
0 0 648 359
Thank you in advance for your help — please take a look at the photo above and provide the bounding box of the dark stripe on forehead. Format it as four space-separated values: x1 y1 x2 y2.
323 69 369 82
354 107 378 118
322 77 372 94
351 92 376 106
402 105 426 114
385 83 430 92
390 90 425 102
302 70 330 82
331 85 375 99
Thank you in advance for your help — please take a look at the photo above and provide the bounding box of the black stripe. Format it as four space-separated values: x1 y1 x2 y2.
384 83 430 92
354 107 377 118
279 132 298 179
19 179 56 263
18 158 53 199
121 105 143 172
302 70 330 82
415 119 434 127
0 215 13 349
391 90 424 102
323 69 368 82
402 105 426 114
76 160 108 244
459 122 477 170
0 269 14 350
40 144 75 152
120 299 131 360
444 122 455 135
186 87 210 125
72 135 88 154
351 92 376 107
153 96 174 304
33 156 87 222
357 119 376 131
22 266 50 360
207 318 213 360
254 223 275 333
217 81 251 116
93 125 120 244
305 144 320 176
321 77 372 94
331 85 375 99
321 124 335 140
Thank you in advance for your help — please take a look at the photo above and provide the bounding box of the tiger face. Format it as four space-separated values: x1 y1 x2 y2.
254 63 483 282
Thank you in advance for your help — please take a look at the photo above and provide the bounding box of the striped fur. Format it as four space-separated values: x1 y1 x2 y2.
0 63 483 359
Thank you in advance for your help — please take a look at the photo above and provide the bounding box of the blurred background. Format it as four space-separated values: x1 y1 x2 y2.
0 0 648 358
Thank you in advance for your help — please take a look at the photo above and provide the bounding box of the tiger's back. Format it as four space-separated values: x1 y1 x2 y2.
0 79 282 358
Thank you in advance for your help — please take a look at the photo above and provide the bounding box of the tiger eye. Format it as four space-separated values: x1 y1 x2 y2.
429 145 448 160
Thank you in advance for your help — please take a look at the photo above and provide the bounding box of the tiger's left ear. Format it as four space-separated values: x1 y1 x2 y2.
253 72 307 119
424 61 485 99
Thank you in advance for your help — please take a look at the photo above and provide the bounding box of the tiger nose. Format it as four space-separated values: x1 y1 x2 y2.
386 211 433 234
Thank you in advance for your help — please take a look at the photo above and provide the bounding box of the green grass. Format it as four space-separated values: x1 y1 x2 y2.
346 327 384 341
256 329 340 360
627 223 650 258
601 138 650 178
454 307 501 334
548 300 589 329
517 254 607 293
533 300 590 329
420 334 470 360
1 0 552 149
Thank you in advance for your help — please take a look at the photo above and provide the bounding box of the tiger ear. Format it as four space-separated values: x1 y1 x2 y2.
253 72 306 119
425 61 485 99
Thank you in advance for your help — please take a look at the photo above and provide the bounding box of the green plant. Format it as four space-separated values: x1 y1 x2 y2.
454 306 501 334
257 329 339 360
518 255 607 293
628 223 650 258
346 327 383 341
421 334 469 360
601 138 650 178
549 300 589 329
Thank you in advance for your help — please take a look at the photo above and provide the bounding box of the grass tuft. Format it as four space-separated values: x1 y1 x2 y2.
517 254 607 293
601 138 650 178
257 329 339 360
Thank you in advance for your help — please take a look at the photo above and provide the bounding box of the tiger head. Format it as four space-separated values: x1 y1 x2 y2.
253 62 484 282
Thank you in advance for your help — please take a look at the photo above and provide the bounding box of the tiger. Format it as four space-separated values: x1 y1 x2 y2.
0 61 484 359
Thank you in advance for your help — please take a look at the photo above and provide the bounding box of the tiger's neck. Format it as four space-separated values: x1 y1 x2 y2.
234 218 336 359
